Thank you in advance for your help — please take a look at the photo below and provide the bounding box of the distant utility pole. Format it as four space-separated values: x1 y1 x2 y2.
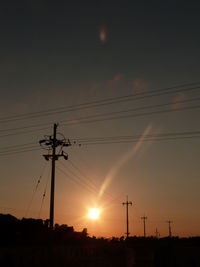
166 220 173 237
141 215 147 237
39 123 71 230
122 196 132 238
155 228 160 238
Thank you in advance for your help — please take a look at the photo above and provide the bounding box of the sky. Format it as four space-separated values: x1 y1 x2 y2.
0 0 200 238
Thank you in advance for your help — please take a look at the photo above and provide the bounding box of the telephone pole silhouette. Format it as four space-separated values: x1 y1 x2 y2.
155 228 160 238
122 196 132 238
39 123 71 230
166 220 173 237
141 215 147 237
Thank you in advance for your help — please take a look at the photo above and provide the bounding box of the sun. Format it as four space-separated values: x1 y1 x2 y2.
88 208 100 220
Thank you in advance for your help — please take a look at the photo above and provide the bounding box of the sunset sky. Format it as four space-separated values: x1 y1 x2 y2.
0 0 200 238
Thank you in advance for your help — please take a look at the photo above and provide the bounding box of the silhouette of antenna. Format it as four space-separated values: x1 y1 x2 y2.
166 220 173 237
39 123 71 230
141 215 147 237
122 195 132 238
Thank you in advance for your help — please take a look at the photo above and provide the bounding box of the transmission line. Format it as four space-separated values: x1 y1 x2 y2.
0 130 200 156
0 82 199 124
66 159 116 201
38 167 51 219
60 103 200 127
0 147 40 156
25 161 48 217
56 164 101 196
0 93 200 138
72 130 200 143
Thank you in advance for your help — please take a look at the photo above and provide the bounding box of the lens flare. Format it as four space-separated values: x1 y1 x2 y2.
99 27 107 43
99 124 153 197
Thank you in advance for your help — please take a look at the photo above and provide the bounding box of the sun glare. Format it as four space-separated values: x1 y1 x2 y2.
88 208 100 220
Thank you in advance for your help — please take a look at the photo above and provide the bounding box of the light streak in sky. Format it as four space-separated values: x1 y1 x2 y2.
99 124 153 197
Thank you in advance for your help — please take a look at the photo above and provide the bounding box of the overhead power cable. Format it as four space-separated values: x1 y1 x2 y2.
0 142 37 152
0 126 51 139
1 95 200 135
0 130 200 156
68 159 116 201
0 130 200 157
38 167 51 219
25 161 48 217
0 82 199 124
1 95 199 139
57 162 116 203
76 135 200 146
0 145 39 155
56 164 100 196
60 103 200 127
58 161 105 197
0 147 41 156
72 130 200 143
68 159 101 192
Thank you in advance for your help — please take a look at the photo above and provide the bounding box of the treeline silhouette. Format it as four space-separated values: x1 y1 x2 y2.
0 213 200 267
0 213 89 245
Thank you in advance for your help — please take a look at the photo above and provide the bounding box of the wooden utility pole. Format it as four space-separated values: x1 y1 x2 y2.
141 215 147 237
39 123 71 230
166 220 173 237
122 196 132 238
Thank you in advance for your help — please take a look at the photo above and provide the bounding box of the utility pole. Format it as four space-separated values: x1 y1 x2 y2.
122 196 132 238
39 123 71 230
141 215 147 237
166 220 173 237
155 228 160 238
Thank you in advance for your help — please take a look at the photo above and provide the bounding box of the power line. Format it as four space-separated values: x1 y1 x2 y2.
0 130 200 156
76 135 200 146
38 167 51 219
58 160 106 197
71 130 200 146
0 82 199 124
57 161 118 204
0 142 37 151
25 161 48 217
72 130 200 143
78 135 200 146
66 159 116 201
0 126 51 139
0 93 200 139
68 159 102 191
60 103 200 127
0 147 40 156
60 95 200 126
0 145 39 154
0 129 199 156
56 164 101 196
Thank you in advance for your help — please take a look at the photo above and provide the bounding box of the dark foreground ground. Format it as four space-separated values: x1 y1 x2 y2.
0 214 200 266
1 236 200 266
